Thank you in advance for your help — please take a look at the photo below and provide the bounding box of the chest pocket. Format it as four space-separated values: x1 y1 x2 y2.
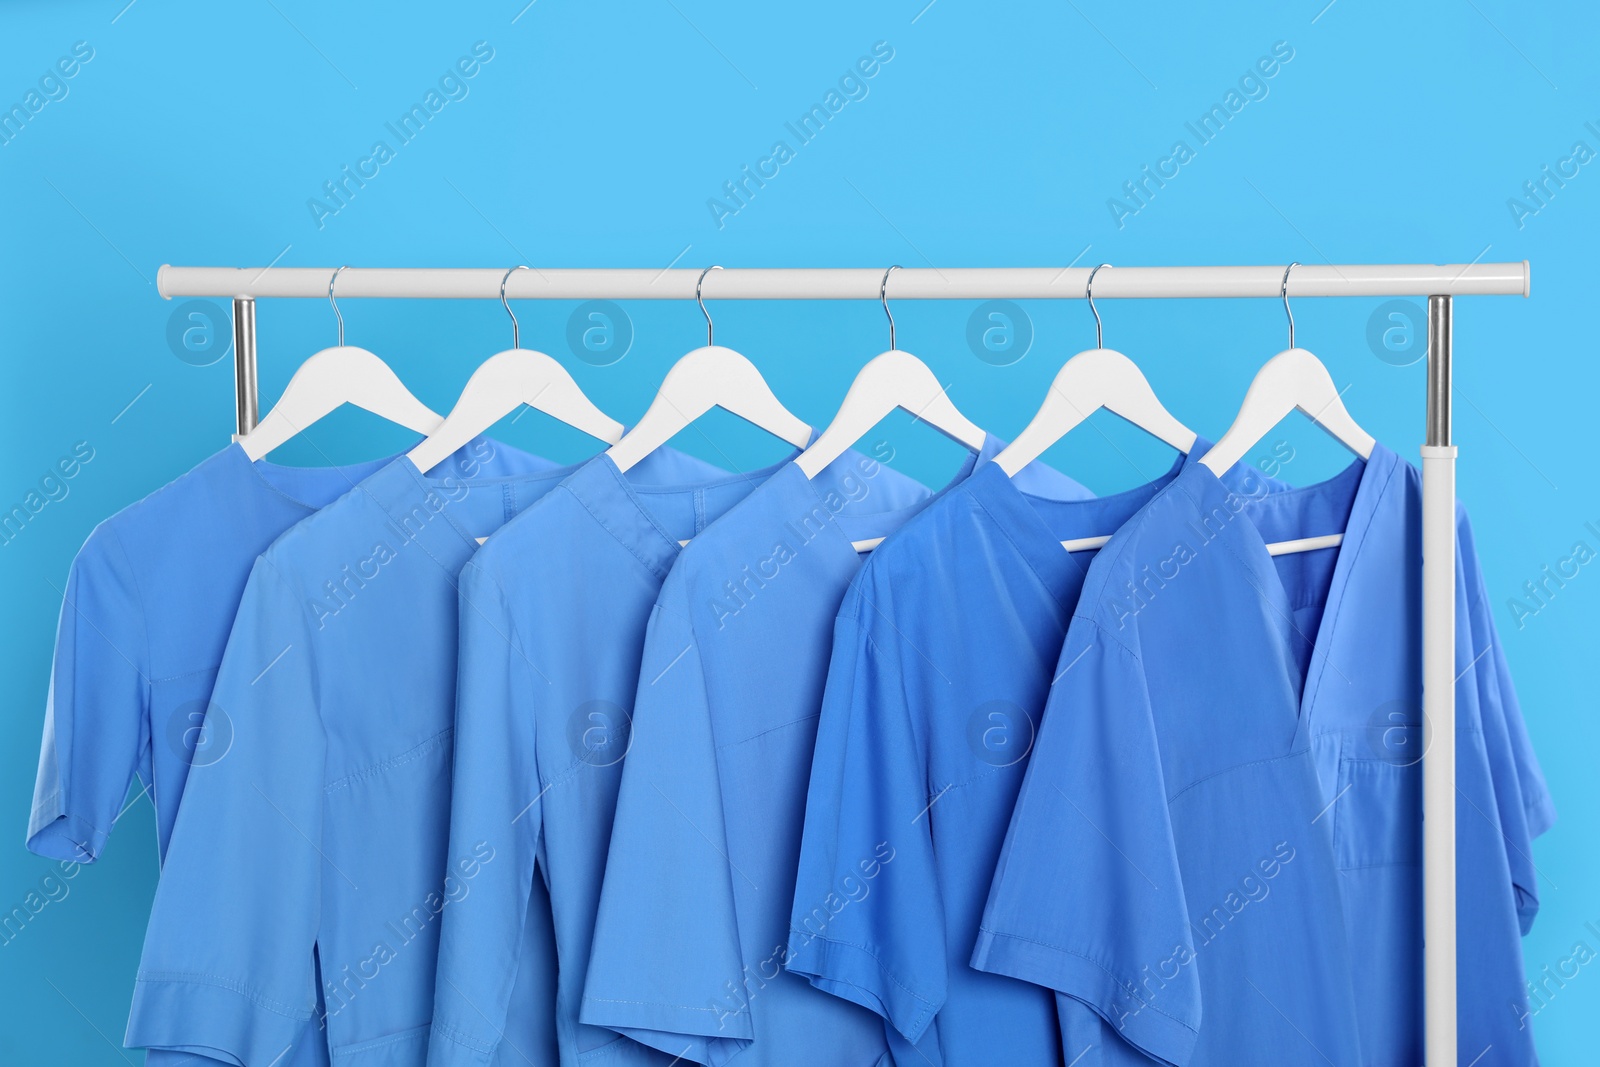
1332 727 1422 870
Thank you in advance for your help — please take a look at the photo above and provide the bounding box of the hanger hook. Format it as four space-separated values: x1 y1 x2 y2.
1281 262 1298 349
880 265 902 350
328 265 349 346
1086 263 1110 348
501 266 529 349
697 265 722 346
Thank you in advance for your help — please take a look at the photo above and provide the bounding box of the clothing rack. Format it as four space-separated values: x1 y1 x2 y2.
157 260 1534 1067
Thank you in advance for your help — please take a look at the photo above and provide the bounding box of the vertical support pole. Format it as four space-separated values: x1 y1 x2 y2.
232 297 259 438
1422 294 1457 1067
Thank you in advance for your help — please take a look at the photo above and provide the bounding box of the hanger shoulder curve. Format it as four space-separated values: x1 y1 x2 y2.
994 348 1197 477
1200 347 1375 474
237 345 442 462
407 348 623 475
606 345 812 473
796 349 986 479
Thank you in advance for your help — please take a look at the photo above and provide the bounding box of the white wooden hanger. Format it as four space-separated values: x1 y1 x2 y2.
1200 264 1375 556
236 266 442 461
407 267 623 475
606 266 812 474
994 264 1196 479
796 266 987 480
986 266 1198 555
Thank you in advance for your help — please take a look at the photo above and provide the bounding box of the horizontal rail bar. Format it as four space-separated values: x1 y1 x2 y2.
158 263 1531 301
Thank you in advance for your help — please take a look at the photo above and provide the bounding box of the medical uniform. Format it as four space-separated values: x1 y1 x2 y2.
581 439 1090 1066
786 448 1222 1066
126 441 698 1067
29 444 395 864
428 449 831 1067
977 445 1549 1065
1306 456 1554 1065
29 443 413 1067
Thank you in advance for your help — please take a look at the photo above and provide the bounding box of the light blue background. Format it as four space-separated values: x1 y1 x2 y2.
2 1 1594 1063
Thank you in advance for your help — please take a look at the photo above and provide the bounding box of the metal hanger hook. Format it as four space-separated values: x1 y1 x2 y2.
501 266 529 349
697 265 723 345
1086 263 1110 348
1282 262 1299 349
328 265 350 346
880 265 902 350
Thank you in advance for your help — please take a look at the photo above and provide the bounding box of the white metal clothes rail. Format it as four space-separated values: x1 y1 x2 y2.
157 261 1534 1067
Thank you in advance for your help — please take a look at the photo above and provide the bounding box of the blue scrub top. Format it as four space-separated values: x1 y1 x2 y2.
1249 446 1548 1063
127 441 707 1067
580 449 962 1066
977 444 1552 1065
1294 452 1553 1064
974 454 1367 1066
29 442 415 1067
29 443 393 865
428 448 809 1067
785 447 1213 1066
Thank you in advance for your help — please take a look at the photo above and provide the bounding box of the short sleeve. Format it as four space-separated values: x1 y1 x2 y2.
427 563 545 1067
1485 633 1555 839
1456 512 1554 932
580 580 751 1063
27 523 150 863
126 557 325 1066
972 626 1199 1067
784 612 945 1045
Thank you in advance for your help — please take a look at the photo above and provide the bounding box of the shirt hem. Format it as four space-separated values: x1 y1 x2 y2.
970 927 1197 1067
25 804 107 864
578 993 752 1063
127 975 309 1067
424 1021 498 1066
782 929 936 1046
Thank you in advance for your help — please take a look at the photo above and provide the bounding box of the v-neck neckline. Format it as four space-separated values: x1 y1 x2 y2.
390 452 581 556
1184 443 1399 723
965 448 1193 610
573 449 803 580
773 432 994 563
230 441 401 512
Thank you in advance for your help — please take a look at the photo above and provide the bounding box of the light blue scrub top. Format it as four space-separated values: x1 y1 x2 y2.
127 441 706 1067
973 455 1367 1066
427 449 809 1067
580 449 955 1066
1296 451 1553 1064
29 443 393 864
785 448 1212 1066
29 442 408 1067
977 445 1551 1065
